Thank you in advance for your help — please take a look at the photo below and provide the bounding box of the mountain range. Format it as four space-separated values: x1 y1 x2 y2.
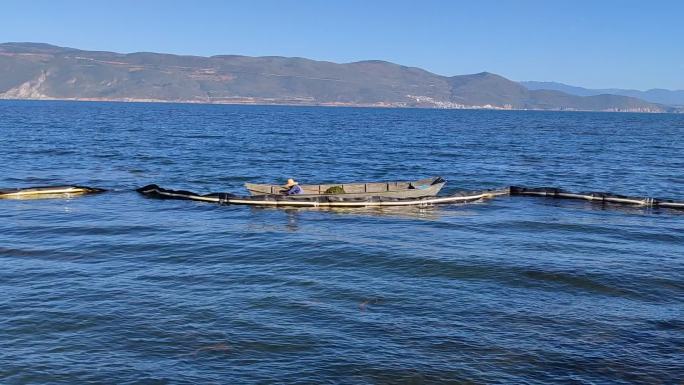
0 42 679 113
521 81 684 107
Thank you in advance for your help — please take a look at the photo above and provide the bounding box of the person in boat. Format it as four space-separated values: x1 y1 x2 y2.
283 178 303 195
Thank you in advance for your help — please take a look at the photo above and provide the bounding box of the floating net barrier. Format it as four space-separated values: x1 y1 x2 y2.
509 186 684 210
136 184 684 210
2 183 683 210
0 185 105 199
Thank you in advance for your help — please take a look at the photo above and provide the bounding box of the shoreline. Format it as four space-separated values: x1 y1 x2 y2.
0 96 680 114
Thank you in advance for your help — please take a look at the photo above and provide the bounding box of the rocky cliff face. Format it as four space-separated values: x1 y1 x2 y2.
0 42 673 112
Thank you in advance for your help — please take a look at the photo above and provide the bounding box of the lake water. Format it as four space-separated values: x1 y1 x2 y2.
1 101 683 384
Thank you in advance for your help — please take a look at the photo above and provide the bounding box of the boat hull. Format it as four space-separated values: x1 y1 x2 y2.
245 177 445 198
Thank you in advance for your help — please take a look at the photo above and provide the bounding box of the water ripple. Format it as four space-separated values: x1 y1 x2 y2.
1 101 683 384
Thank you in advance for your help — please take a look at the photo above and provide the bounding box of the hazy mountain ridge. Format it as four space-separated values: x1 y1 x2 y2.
0 42 676 112
521 81 684 106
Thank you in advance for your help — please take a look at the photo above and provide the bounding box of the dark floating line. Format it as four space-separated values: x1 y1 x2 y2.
509 186 684 210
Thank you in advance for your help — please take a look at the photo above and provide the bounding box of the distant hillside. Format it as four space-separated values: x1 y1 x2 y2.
521 81 684 107
0 42 674 112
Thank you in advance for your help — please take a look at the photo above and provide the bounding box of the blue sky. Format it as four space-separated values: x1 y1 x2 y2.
2 0 682 90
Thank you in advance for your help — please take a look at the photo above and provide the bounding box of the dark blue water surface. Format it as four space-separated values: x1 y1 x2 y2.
1 100 683 384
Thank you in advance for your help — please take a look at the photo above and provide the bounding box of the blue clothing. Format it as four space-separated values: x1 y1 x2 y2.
286 185 303 195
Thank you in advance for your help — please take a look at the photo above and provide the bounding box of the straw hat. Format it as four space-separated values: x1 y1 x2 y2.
285 178 298 187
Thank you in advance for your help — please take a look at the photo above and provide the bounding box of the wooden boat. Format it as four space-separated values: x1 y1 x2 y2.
244 176 446 199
